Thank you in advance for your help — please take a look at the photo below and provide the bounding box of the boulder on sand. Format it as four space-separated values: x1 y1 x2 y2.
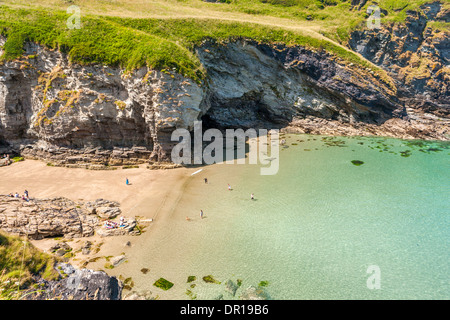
95 206 121 219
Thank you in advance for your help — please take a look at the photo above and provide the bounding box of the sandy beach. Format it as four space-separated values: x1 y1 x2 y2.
0 160 193 216
0 159 204 297
0 138 269 299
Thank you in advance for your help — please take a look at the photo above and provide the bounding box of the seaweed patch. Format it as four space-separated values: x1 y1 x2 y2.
154 278 174 290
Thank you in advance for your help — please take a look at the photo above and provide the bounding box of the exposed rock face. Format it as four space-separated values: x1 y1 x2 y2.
0 37 206 164
197 39 447 140
283 109 449 140
0 195 128 240
1 8 449 167
197 39 402 129
29 263 122 300
348 2 450 116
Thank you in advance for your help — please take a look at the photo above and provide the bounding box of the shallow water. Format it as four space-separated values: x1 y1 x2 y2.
133 134 450 300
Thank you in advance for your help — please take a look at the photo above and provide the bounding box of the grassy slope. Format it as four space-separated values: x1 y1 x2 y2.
0 6 387 85
0 0 447 84
0 232 59 300
3 0 448 31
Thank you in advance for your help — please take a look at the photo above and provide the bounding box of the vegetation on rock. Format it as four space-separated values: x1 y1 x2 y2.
0 3 401 84
0 232 60 300
153 277 174 290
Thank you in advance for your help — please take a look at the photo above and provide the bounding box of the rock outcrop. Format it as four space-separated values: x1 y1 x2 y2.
197 39 402 129
348 2 449 116
0 195 135 239
1 6 449 167
29 263 122 300
0 36 206 164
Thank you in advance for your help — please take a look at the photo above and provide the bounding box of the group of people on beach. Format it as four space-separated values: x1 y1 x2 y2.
8 190 30 202
186 178 256 221
104 216 128 229
1 154 11 165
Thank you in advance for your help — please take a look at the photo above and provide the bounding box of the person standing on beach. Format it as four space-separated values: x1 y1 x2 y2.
251 193 254 200
200 210 204 219
204 178 208 184
24 190 29 198
126 178 129 185
228 184 231 191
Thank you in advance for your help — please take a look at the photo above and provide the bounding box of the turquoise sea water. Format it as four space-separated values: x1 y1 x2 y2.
146 134 450 300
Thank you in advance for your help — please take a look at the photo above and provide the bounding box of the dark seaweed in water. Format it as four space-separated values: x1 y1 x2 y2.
419 147 442 153
203 275 221 284
405 140 427 148
322 137 347 147
405 140 449 153
153 278 174 290
400 150 412 157
351 160 364 166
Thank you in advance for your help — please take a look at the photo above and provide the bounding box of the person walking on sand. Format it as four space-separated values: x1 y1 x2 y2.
228 184 231 191
200 210 204 219
251 193 254 200
204 178 208 184
126 178 129 185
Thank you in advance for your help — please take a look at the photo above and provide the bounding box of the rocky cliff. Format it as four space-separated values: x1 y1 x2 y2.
348 1 449 115
0 7 448 167
0 36 205 165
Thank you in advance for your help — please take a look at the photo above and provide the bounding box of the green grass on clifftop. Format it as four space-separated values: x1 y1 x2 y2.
0 6 391 85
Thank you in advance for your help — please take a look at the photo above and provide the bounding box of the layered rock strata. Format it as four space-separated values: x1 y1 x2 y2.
1 7 449 167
